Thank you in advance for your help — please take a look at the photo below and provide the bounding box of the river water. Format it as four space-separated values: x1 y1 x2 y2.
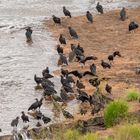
0 0 139 136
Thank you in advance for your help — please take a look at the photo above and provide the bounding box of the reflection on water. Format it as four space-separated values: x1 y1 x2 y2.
0 0 140 136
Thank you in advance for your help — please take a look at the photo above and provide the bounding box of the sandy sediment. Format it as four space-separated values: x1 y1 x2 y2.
43 7 140 137
44 8 140 114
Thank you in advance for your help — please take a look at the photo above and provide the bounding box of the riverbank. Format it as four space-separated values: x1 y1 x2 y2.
45 7 140 98
44 7 140 138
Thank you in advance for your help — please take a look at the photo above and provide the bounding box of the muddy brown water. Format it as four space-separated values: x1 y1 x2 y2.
0 0 140 136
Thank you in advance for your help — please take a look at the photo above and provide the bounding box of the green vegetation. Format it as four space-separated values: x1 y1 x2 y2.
126 89 140 101
104 100 128 127
115 124 140 140
57 129 99 140
45 124 140 140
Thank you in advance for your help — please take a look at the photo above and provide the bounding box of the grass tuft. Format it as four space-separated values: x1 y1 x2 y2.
115 124 140 140
104 100 128 127
63 129 99 140
126 89 140 101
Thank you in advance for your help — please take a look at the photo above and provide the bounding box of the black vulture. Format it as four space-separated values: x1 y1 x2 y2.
59 53 68 65
41 78 54 88
68 70 95 79
113 51 121 57
76 80 85 89
42 67 49 75
25 27 32 42
43 73 54 79
74 48 84 57
59 34 66 44
77 89 89 98
86 11 93 23
60 88 68 101
89 95 93 106
60 75 71 87
34 74 42 86
43 90 53 97
62 110 74 119
76 55 97 65
52 95 63 102
101 60 111 69
71 44 77 51
89 78 100 89
26 27 32 34
68 70 83 79
57 44 63 54
11 117 19 127
77 89 91 103
77 90 89 103
96 2 103 14
77 43 84 53
42 115 51 124
76 95 89 103
21 111 29 123
28 98 39 111
105 84 112 94
61 68 69 76
38 98 43 109
68 26 78 39
36 110 43 120
83 71 96 77
108 55 114 63
63 85 74 93
68 51 76 62
52 15 61 24
43 84 57 95
66 75 75 84
90 63 96 75
120 7 126 21
63 6 71 18
129 21 139 32
70 44 84 56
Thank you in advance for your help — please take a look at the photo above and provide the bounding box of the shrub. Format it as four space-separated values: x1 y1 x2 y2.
104 100 128 127
126 89 140 101
115 124 140 140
